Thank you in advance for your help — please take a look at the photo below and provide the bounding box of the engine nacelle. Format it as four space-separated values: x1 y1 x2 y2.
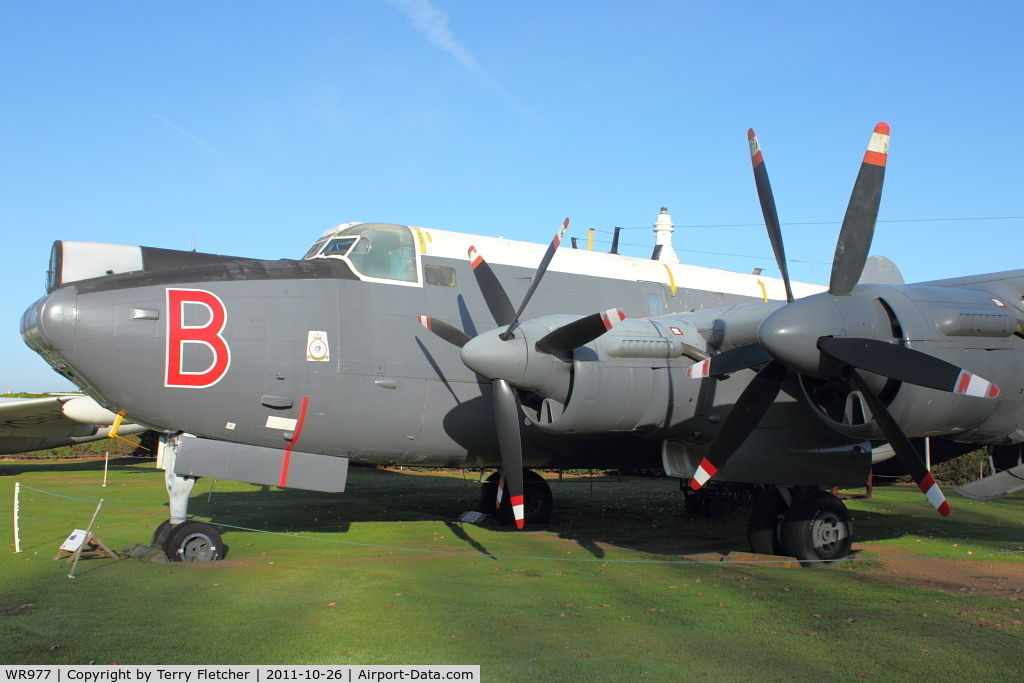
528 318 707 436
795 283 1024 444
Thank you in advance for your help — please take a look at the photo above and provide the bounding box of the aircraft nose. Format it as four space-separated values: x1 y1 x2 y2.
757 294 847 376
21 286 78 356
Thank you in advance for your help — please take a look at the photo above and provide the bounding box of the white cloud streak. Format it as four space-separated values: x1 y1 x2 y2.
150 112 219 153
384 0 543 127
385 0 482 73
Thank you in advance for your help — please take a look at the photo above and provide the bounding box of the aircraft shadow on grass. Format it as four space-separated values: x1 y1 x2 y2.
176 469 983 561
0 457 156 478
8 462 1008 560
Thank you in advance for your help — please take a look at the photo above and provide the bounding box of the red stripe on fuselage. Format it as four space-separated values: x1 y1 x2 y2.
278 396 310 488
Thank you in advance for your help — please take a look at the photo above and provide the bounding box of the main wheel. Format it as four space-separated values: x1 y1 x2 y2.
780 490 852 566
151 519 173 549
747 487 788 556
162 520 225 562
521 470 553 525
478 470 553 526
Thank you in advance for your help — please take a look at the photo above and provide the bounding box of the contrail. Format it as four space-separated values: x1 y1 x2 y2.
384 0 481 72
384 0 543 127
150 112 218 152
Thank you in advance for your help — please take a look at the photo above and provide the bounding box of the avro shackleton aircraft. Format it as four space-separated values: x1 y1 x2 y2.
20 123 1024 564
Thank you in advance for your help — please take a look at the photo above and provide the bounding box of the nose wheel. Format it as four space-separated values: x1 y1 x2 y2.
152 519 226 562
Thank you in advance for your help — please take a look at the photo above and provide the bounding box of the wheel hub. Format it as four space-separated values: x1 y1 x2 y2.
177 532 218 561
811 511 846 558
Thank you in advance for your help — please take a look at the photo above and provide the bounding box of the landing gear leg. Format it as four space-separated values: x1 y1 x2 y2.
747 486 790 555
158 434 197 524
153 435 225 562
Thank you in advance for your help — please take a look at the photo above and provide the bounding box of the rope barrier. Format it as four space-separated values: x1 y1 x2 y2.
15 484 1024 565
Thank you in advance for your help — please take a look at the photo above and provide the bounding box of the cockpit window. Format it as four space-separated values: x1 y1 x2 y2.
321 237 358 257
302 237 329 260
303 223 418 283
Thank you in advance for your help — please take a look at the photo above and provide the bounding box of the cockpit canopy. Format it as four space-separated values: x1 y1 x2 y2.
303 223 417 283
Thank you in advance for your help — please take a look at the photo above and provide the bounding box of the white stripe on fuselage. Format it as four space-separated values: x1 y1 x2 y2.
411 227 826 302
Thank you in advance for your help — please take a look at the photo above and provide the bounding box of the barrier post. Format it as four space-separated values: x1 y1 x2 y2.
68 499 103 579
13 482 21 554
102 451 109 487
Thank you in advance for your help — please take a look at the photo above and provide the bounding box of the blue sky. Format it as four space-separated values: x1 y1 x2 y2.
2 1 1022 390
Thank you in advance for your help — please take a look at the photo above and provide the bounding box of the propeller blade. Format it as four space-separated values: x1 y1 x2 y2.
492 378 527 528
468 246 517 327
501 218 570 340
829 123 890 296
495 472 506 509
535 308 626 355
690 360 788 490
417 316 473 348
687 343 772 379
818 337 999 398
748 129 794 303
847 368 951 516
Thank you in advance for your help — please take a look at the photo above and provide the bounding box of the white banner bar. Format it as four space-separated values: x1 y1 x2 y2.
0 667 480 683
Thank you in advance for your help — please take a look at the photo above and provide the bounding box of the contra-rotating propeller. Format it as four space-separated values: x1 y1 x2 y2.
417 219 626 528
686 124 999 517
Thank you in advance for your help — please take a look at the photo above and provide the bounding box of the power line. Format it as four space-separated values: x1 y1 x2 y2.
589 239 831 264
600 216 1024 231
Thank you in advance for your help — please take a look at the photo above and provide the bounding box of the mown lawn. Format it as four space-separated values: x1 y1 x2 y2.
2 459 1022 682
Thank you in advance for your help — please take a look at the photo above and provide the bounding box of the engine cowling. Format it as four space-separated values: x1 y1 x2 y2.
792 283 1024 444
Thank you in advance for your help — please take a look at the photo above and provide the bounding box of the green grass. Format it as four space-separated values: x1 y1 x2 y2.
0 435 141 460
1 461 1022 681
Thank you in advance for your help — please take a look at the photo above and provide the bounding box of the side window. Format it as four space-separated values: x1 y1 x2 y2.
424 265 457 287
647 292 664 316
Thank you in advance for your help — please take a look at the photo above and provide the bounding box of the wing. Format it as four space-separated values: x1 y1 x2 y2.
0 396 146 455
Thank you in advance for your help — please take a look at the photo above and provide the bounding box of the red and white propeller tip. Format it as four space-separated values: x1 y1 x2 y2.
687 358 712 379
468 246 484 270
863 122 890 167
954 370 1000 399
919 472 951 517
689 457 718 491
601 308 626 330
551 218 570 249
510 494 525 529
747 129 764 168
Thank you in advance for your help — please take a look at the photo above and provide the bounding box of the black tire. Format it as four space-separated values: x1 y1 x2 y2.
151 520 173 549
780 490 853 566
522 470 553 525
478 472 502 517
747 487 788 555
162 520 225 562
478 470 553 526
